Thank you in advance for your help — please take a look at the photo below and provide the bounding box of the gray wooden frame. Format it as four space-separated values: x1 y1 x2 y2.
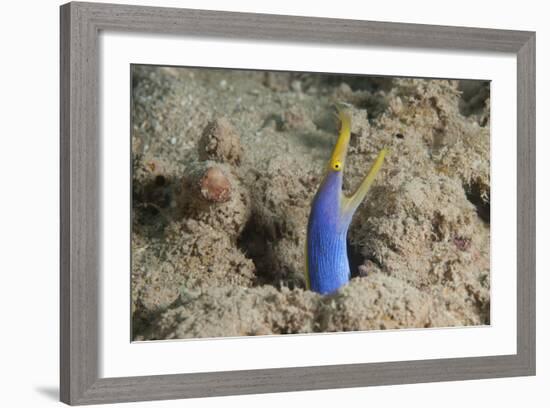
60 1 536 405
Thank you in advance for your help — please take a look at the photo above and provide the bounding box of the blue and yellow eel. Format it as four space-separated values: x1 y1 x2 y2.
305 105 387 295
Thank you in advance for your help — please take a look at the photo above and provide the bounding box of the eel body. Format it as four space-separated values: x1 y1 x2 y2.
305 106 386 295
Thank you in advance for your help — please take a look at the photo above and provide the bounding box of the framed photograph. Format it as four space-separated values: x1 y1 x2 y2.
60 1 535 405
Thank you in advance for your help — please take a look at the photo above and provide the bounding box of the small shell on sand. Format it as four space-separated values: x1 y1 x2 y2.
198 165 232 203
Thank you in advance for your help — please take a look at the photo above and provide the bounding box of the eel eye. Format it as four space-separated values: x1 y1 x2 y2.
332 161 342 171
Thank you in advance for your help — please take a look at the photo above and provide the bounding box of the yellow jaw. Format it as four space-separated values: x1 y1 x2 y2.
341 148 387 215
330 104 388 215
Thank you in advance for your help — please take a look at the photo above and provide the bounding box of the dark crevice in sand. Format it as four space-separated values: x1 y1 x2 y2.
319 75 394 93
458 80 490 117
355 94 389 122
132 302 168 341
347 239 364 279
237 212 278 287
465 181 490 224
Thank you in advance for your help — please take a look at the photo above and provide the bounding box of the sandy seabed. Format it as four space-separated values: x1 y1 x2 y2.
130 65 490 340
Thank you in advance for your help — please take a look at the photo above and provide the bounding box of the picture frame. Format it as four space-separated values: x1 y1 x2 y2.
60 1 536 405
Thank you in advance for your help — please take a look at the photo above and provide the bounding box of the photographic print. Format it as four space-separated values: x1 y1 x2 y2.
131 65 490 341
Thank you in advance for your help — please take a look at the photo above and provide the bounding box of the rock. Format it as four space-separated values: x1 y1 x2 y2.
198 118 243 165
145 285 320 339
132 219 257 316
177 161 250 238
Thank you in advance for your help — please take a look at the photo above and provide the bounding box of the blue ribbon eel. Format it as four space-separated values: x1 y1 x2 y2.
305 105 387 294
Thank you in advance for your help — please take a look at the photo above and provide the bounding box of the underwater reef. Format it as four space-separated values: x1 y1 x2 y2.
131 66 490 340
